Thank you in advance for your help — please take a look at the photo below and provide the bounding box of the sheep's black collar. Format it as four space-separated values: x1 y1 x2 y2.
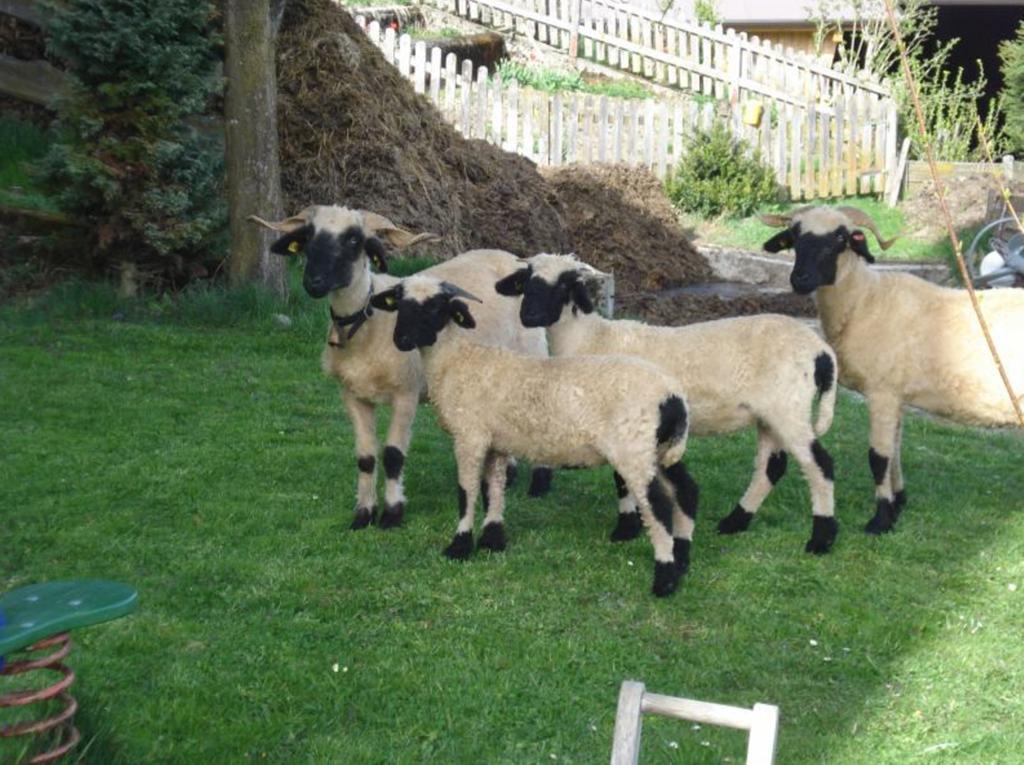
328 289 373 347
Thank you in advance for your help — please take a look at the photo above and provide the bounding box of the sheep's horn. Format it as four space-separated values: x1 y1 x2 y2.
837 206 898 250
440 281 483 303
247 206 316 233
362 211 442 250
758 205 817 228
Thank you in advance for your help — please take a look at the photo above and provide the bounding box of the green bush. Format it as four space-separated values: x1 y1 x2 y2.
41 0 225 288
1000 21 1024 155
666 123 778 218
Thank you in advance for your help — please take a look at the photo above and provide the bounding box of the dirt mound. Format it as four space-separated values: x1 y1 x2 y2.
619 290 815 325
544 165 712 293
902 173 1024 244
276 0 569 257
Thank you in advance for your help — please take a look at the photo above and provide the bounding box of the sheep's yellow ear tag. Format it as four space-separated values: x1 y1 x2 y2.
288 240 301 254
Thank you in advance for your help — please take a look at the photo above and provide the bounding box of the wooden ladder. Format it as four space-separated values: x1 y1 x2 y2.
610 680 779 765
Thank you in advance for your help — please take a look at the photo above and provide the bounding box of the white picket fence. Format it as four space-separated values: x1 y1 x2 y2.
420 0 891 111
356 17 898 199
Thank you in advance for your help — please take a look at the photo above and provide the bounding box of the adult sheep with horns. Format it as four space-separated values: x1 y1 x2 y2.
250 205 552 531
761 205 1024 535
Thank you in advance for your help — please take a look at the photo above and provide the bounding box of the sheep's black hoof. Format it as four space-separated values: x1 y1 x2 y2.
717 504 754 534
864 498 896 535
505 461 518 488
673 538 691 575
351 507 377 530
444 531 473 560
527 467 553 498
610 512 643 542
478 522 507 552
893 489 907 519
378 502 405 529
651 561 680 598
804 516 838 554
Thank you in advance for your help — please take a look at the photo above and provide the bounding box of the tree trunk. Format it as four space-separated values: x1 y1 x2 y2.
224 0 287 296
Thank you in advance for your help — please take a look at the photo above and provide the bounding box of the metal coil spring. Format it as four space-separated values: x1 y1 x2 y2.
0 633 81 764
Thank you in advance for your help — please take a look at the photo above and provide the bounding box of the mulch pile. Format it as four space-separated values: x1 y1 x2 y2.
619 290 815 326
275 0 807 324
542 164 712 293
276 0 568 257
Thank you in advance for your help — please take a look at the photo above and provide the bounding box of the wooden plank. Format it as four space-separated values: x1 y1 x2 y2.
522 88 534 161
0 54 67 108
444 52 458 117
506 78 519 153
414 41 427 94
429 46 443 105
886 137 912 207
398 34 412 78
641 693 754 730
491 74 503 145
656 101 669 178
610 681 645 765
745 704 780 765
476 65 489 139
832 96 843 197
628 99 640 165
613 98 624 162
460 58 473 136
845 93 857 196
552 92 564 165
598 95 609 163
643 98 655 169
818 108 829 198
382 25 397 65
791 103 803 200
567 93 579 163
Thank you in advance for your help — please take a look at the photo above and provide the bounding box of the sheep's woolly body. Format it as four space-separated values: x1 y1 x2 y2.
547 312 834 437
814 256 1024 427
523 253 839 552
780 205 1024 535
424 337 687 472
392 275 693 596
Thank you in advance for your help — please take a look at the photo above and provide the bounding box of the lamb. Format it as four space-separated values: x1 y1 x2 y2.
760 205 1024 534
494 253 840 553
368 274 697 597
249 205 551 530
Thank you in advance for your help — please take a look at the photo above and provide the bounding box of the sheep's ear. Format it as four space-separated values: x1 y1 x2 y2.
448 298 476 329
370 287 401 311
361 212 440 250
570 279 594 314
762 229 795 253
849 230 875 263
365 236 389 272
494 267 531 296
269 224 312 256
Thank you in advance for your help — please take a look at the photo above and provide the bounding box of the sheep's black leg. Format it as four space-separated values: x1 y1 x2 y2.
610 471 643 541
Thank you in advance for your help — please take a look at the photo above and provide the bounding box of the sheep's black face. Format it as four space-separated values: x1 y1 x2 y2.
272 224 388 298
516 272 593 328
371 287 476 352
302 225 366 298
764 224 856 295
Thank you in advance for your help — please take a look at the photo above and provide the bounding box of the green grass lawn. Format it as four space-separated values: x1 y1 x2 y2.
3 281 1023 764
682 197 972 267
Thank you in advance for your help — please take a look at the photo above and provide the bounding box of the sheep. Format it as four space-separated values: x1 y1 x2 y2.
494 253 840 553
249 205 551 530
368 274 697 597
760 204 1024 534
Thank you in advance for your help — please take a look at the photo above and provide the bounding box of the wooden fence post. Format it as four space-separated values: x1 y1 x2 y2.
610 681 645 765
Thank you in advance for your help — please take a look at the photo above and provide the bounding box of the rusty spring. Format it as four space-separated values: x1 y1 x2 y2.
0 633 81 764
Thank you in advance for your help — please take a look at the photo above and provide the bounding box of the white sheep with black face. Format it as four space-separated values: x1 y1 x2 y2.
495 253 840 554
370 274 696 598
761 205 1024 534
250 206 551 531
